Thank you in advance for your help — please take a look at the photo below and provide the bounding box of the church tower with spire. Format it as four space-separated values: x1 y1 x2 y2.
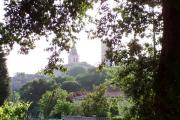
68 43 79 64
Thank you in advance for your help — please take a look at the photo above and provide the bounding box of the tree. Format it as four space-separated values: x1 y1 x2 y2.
54 76 76 85
61 81 81 92
39 88 69 118
68 66 87 77
0 0 91 108
95 1 180 119
52 100 75 118
76 69 106 91
3 0 180 119
155 1 180 119
107 40 158 119
19 79 56 116
3 0 93 73
89 1 162 119
109 98 119 116
76 73 93 90
0 46 10 106
19 79 55 103
82 85 110 117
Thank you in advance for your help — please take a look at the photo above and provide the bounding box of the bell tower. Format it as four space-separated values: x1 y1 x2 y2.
68 43 79 64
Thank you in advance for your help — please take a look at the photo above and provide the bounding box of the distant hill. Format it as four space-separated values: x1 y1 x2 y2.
11 73 49 90
54 62 95 77
12 62 96 90
66 62 95 69
54 62 107 91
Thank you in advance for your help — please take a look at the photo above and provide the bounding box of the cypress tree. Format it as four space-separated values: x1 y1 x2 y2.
0 46 10 106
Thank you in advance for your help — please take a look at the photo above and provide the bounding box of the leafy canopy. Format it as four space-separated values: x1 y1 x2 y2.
2 0 94 73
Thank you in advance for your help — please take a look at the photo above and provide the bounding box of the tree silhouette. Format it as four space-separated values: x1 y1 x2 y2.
2 0 180 119
155 1 180 119
0 46 10 106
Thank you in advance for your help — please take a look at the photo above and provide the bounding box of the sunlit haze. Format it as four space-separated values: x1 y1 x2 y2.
6 36 101 77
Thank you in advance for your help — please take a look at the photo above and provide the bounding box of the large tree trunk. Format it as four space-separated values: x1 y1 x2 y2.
0 47 10 106
155 1 180 120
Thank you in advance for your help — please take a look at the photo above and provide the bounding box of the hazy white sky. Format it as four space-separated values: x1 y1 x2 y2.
0 2 101 76
7 36 101 77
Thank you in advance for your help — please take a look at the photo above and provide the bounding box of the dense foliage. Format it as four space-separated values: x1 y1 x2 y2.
3 0 94 73
19 79 56 116
54 67 106 91
0 0 179 119
89 1 161 119
107 41 159 119
76 68 107 91
68 66 87 77
0 101 30 120
52 100 75 118
82 85 110 117
61 81 81 92
16 66 107 117
39 88 71 118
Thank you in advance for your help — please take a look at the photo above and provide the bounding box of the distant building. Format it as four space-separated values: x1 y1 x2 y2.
105 87 122 97
69 91 87 101
69 87 122 102
68 43 79 64
101 42 108 63
101 42 111 66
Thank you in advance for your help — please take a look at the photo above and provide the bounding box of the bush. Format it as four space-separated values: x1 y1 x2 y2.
51 100 75 118
39 88 71 118
0 101 30 120
61 81 81 92
19 79 56 116
109 98 119 116
82 85 110 117
112 116 124 120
